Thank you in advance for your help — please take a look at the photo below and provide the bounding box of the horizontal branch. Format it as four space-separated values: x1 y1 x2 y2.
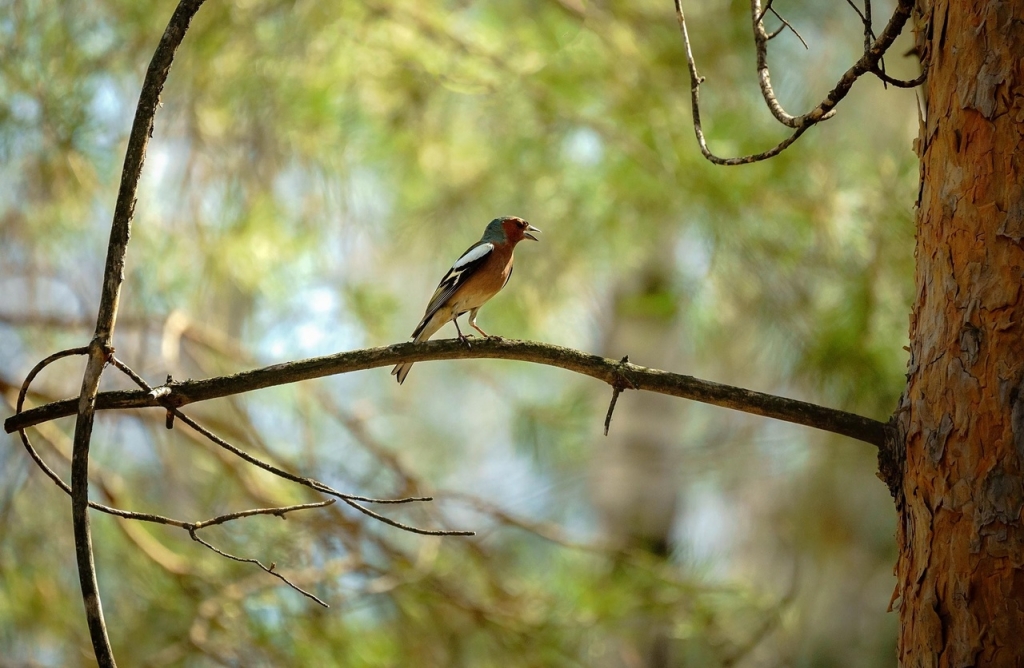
5 338 887 447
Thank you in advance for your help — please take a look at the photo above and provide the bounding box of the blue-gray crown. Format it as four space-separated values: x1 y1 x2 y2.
480 217 511 243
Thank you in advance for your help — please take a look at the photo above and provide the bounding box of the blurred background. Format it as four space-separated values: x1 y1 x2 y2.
0 0 919 665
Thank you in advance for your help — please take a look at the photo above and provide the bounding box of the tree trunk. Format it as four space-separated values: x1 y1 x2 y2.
894 0 1024 664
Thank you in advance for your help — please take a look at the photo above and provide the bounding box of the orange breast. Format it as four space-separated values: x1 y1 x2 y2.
449 244 514 313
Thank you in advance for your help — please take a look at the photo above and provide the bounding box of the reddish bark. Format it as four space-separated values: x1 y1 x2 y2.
894 0 1024 664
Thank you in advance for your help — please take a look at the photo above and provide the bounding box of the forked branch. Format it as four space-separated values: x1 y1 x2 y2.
12 348 365 608
107 356 472 536
674 0 918 165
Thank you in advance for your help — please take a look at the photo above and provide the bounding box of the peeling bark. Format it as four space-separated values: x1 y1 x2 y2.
896 1 1024 663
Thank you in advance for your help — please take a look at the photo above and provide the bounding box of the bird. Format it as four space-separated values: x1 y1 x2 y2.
391 216 540 384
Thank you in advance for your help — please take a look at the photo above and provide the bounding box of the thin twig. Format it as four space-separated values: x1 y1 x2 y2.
864 0 876 51
769 7 807 49
604 387 623 436
15 348 189 526
113 358 431 504
188 529 329 608
841 0 924 88
871 66 927 88
108 356 470 536
188 500 337 531
13 347 339 601
604 355 638 436
340 498 474 537
7 339 889 447
845 0 886 83
865 0 884 82
844 0 869 34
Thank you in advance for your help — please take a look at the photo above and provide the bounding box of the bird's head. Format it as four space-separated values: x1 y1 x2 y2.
482 216 540 244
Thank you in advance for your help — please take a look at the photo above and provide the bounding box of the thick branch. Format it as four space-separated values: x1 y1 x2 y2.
69 2 207 665
7 338 887 447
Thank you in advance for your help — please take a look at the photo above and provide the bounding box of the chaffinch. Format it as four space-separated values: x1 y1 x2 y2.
392 216 540 384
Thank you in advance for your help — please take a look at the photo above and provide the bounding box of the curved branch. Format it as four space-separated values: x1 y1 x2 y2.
69 2 208 664
15 352 347 605
674 1 811 165
871 65 927 89
6 338 888 447
752 0 812 129
675 0 916 165
13 349 340 605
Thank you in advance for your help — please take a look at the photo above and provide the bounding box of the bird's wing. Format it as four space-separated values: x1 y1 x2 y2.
412 241 494 338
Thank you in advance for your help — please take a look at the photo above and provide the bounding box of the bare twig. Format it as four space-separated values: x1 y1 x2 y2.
844 0 868 25
12 346 339 601
69 1 208 664
767 7 807 49
843 0 874 47
12 350 337 598
188 500 337 531
871 66 927 88
108 356 472 536
15 348 189 526
674 0 916 165
754 0 774 25
188 529 330 608
339 497 473 537
7 338 889 447
603 387 624 436
864 0 880 79
604 355 638 436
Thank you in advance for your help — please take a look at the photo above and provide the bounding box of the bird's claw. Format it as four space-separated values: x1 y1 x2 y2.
458 334 474 348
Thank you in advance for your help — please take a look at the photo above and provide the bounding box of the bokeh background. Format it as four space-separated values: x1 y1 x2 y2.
0 0 919 665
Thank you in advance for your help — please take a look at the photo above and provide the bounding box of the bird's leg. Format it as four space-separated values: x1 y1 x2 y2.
453 317 473 348
468 308 489 338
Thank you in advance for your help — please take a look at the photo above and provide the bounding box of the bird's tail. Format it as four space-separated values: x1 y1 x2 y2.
391 359 414 385
391 314 444 384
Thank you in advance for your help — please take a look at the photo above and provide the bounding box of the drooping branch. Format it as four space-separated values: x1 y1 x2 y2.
188 529 330 608
11 347 344 606
106 356 473 537
7 338 888 447
674 0 918 165
69 2 208 664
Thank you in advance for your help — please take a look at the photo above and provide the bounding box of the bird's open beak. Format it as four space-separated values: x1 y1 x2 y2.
524 224 541 241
